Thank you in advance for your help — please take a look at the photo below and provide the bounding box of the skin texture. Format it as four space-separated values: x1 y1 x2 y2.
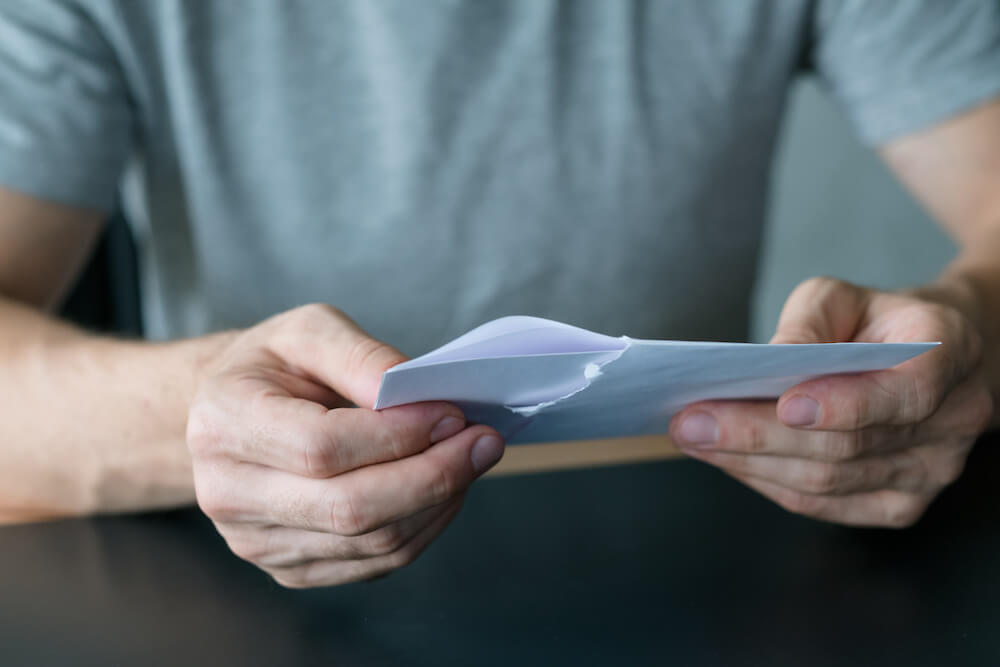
0 98 998 584
0 191 200 518
186 304 505 586
670 98 1000 527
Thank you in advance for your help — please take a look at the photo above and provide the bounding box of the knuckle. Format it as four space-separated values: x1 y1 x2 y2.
799 275 840 296
345 335 392 377
908 375 943 423
363 524 405 557
301 431 340 478
291 302 338 326
385 543 421 570
740 418 767 454
934 446 969 488
277 304 346 348
848 390 876 430
340 561 381 584
198 497 233 522
776 490 819 518
382 426 412 461
227 538 267 565
275 560 360 589
330 490 368 536
196 484 239 522
185 401 225 458
882 497 924 529
429 465 458 504
272 569 310 589
802 462 840 494
823 431 863 462
843 431 867 460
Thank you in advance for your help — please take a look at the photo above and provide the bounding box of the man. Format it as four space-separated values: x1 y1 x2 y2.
0 1 998 588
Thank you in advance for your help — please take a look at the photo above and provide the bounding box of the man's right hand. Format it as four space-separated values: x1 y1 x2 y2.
186 304 505 588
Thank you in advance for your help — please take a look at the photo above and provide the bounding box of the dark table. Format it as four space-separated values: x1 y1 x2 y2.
2 435 998 666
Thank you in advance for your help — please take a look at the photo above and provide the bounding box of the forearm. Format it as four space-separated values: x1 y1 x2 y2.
0 297 235 522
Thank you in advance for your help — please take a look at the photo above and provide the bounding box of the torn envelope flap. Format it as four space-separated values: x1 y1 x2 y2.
374 349 625 410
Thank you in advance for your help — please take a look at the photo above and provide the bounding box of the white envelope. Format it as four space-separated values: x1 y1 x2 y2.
375 316 936 444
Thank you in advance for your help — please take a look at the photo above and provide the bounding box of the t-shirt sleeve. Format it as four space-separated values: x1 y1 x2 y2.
0 0 134 211
812 0 1000 145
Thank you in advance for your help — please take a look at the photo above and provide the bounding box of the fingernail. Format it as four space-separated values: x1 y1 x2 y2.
430 416 465 442
470 435 504 474
676 412 718 448
780 395 820 426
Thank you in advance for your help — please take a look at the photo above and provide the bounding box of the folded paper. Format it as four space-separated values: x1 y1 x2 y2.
375 316 936 444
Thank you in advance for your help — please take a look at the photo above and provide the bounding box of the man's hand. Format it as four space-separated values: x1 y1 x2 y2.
670 277 994 527
186 304 504 587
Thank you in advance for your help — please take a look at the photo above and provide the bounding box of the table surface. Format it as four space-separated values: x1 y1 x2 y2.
2 436 998 667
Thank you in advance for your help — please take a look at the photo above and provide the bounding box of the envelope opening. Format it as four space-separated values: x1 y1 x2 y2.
407 316 626 367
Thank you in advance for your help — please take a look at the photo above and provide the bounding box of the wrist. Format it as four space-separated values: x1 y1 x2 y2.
909 262 1000 430
58 329 239 515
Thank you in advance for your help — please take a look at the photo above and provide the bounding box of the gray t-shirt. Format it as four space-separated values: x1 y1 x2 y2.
1 1 999 354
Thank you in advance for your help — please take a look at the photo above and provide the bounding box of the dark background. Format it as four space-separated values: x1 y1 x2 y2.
59 211 142 337
1 436 997 666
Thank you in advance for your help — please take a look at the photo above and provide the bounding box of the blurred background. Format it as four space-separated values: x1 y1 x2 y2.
63 77 960 343
753 78 956 342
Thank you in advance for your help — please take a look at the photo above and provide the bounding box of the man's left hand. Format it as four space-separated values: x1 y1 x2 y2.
670 276 994 527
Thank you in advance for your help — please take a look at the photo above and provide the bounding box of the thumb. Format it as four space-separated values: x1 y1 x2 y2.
770 277 871 344
266 304 408 409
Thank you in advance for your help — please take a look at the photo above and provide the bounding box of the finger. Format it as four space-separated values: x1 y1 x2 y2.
202 394 467 477
728 472 929 528
683 446 930 495
220 495 464 568
322 424 502 535
670 400 913 462
775 300 979 433
677 372 992 464
776 365 943 432
270 497 464 588
769 276 870 345
201 425 503 533
264 303 408 409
